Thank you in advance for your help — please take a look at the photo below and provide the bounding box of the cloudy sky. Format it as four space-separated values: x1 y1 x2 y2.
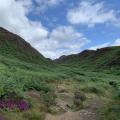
0 0 120 59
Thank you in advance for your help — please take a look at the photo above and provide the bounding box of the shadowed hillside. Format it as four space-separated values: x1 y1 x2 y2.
0 27 50 64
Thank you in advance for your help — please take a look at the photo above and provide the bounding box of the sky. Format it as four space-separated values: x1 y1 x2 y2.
0 0 120 59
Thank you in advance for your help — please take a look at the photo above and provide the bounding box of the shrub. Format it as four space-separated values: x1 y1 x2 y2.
42 92 56 108
74 99 82 107
74 91 86 101
0 98 29 111
109 81 117 88
17 100 29 111
24 80 53 93
0 78 24 101
73 91 86 108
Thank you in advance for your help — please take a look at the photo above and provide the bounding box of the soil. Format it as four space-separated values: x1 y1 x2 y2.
46 98 102 120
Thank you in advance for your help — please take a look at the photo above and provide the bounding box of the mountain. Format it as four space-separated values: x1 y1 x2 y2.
1 27 120 70
0 27 49 64
55 46 120 69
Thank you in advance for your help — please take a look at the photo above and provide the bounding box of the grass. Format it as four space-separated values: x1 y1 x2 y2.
1 28 120 120
0 54 120 120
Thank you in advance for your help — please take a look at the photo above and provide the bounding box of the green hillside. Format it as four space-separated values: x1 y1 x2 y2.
0 27 50 65
55 46 120 71
0 28 119 120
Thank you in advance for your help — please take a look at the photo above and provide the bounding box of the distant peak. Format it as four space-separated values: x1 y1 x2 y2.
78 49 95 56
81 49 95 53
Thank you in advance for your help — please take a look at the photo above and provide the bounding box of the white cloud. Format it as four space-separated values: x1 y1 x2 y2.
113 39 120 46
0 0 48 43
67 1 119 27
0 0 89 59
35 26 90 59
89 42 110 50
34 0 63 12
89 38 120 50
35 0 63 6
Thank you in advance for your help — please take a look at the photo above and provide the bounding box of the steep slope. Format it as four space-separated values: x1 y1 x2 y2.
0 27 49 64
55 46 120 69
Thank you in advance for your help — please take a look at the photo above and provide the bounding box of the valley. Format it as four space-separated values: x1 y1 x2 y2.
0 28 120 120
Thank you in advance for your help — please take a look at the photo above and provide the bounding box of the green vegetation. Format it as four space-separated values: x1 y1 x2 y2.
0 27 120 120
0 56 119 119
55 47 120 73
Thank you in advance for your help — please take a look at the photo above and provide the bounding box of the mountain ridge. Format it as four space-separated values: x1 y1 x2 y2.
55 46 120 69
0 27 120 69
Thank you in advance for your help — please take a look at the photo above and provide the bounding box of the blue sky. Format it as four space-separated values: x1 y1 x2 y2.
0 0 120 59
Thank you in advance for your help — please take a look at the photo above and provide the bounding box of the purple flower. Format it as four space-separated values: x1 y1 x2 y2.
17 100 29 111
5 99 16 109
0 100 4 109
0 98 29 111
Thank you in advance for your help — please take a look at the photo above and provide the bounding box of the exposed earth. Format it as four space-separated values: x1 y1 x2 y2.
46 98 102 120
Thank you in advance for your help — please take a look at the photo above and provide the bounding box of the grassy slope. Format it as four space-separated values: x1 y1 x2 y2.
0 28 120 120
0 27 51 65
0 55 120 120
54 47 120 120
55 46 120 72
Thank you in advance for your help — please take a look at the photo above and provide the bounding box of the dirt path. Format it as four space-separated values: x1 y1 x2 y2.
46 98 102 120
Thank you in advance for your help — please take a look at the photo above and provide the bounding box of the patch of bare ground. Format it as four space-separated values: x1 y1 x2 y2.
46 98 102 120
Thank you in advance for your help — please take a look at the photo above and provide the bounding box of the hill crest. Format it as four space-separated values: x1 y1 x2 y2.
0 27 48 64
